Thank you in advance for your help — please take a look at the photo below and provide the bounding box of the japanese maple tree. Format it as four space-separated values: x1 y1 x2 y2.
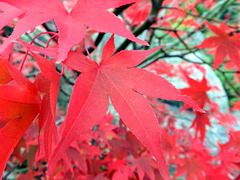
1 0 240 180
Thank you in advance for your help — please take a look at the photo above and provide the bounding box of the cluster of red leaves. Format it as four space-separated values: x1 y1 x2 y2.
148 62 240 179
3 59 240 179
10 113 163 179
0 10 201 180
1 0 240 180
124 0 202 36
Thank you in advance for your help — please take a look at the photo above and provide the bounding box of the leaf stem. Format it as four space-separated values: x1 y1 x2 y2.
20 32 58 72
83 38 93 61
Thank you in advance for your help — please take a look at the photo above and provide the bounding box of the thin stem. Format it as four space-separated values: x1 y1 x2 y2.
83 38 93 61
20 32 58 72
218 70 240 97
45 34 58 58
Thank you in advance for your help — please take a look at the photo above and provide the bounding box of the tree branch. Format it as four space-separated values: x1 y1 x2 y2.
116 0 165 52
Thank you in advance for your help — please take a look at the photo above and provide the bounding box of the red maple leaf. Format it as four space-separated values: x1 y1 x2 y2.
124 0 151 27
161 128 179 159
0 0 148 62
0 58 41 179
181 75 211 110
173 155 208 180
191 111 212 141
173 138 212 180
48 36 202 179
195 21 240 70
216 112 238 127
216 146 240 173
32 53 62 160
221 131 240 151
129 153 157 180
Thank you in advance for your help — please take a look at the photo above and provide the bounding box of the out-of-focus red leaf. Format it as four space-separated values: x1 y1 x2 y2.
196 21 240 69
161 129 179 159
181 75 211 110
191 112 212 141
173 152 211 180
129 153 157 180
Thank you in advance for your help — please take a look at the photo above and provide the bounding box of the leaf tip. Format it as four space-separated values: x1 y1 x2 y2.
179 95 205 113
